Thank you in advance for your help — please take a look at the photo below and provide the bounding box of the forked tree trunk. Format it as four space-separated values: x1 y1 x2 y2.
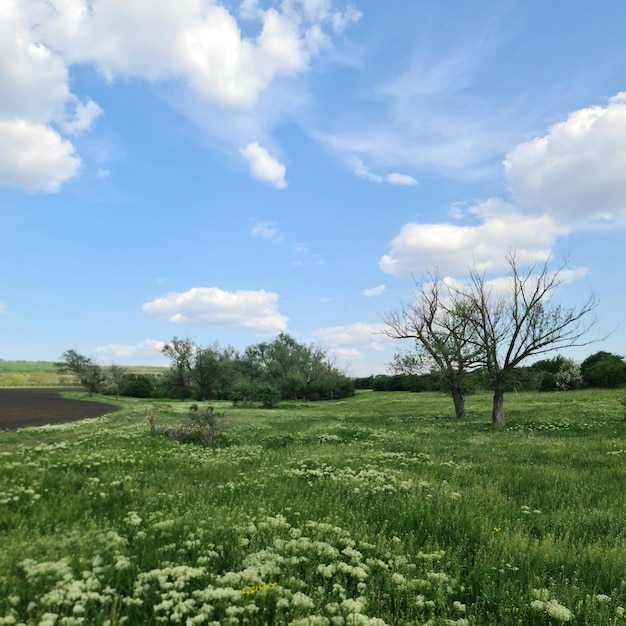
452 390 467 419
492 385 505 426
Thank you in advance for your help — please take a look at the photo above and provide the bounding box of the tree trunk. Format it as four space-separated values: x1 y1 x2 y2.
492 385 505 426
452 390 467 419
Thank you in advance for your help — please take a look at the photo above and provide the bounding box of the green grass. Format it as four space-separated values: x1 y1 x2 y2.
0 360 167 387
1 389 625 625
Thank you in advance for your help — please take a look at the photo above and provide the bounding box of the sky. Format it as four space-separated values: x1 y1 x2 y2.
1 0 626 376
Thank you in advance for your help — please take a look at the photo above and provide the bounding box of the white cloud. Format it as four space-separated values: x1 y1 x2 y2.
143 286 288 333
310 322 389 353
96 168 110 179
380 198 567 276
252 221 283 242
385 172 418 186
0 1 82 191
380 92 626 278
240 142 287 188
351 157 417 185
95 339 166 364
363 284 386 297
34 0 358 108
0 120 81 192
0 301 6 314
1 0 358 192
62 99 103 135
310 321 393 375
505 93 626 226
0 2 70 124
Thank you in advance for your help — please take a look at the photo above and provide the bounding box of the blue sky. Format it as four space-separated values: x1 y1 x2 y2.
1 0 626 376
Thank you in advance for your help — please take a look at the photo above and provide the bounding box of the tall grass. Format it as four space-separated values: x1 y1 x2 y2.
1 389 625 625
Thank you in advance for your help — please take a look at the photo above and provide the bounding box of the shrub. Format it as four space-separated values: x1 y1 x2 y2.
163 404 227 447
581 352 626 388
121 374 155 398
255 382 281 408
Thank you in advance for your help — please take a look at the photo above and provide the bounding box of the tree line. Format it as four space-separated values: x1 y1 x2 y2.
354 351 626 393
56 333 354 406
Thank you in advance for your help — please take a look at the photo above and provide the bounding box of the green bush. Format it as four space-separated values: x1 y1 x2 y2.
255 382 281 408
581 351 626 388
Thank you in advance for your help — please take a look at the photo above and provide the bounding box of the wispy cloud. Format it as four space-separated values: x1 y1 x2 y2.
252 221 283 243
363 284 386 297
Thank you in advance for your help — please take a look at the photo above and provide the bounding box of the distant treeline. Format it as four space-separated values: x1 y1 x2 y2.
354 352 626 393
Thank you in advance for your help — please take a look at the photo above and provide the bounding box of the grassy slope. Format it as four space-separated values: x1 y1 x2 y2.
0 360 167 387
0 389 625 625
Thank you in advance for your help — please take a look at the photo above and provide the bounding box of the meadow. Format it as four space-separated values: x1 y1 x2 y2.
1 388 625 625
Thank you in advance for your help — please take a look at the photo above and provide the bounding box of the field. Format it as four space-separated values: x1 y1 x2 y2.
0 388 120 431
1 388 625 625
0 360 167 388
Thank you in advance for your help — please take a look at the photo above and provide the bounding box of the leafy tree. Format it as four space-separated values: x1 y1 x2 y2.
555 358 583 391
161 337 194 399
56 349 106 396
243 333 353 401
580 351 626 388
530 355 567 375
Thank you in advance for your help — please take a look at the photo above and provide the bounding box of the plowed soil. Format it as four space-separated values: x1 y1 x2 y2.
0 388 120 430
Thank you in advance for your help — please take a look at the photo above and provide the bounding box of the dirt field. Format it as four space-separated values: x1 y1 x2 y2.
0 388 120 430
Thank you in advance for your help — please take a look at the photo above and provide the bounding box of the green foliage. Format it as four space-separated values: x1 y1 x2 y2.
530 355 567 375
1 389 626 625
555 358 583 391
158 333 353 405
254 382 281 408
55 350 106 396
120 374 155 398
581 351 626 388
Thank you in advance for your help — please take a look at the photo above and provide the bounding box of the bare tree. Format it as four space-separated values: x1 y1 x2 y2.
382 272 484 419
455 254 600 426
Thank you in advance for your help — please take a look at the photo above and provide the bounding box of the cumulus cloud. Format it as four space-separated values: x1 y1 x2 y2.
505 93 626 225
143 286 288 333
240 142 287 188
2 0 357 192
95 339 166 364
380 92 626 277
35 0 357 108
0 1 83 191
0 120 81 192
363 284 386 297
310 322 389 356
380 198 567 276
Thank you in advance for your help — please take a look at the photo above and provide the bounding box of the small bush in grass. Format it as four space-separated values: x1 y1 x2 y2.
164 404 227 447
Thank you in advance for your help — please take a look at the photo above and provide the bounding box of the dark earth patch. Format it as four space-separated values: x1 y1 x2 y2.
0 388 120 430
